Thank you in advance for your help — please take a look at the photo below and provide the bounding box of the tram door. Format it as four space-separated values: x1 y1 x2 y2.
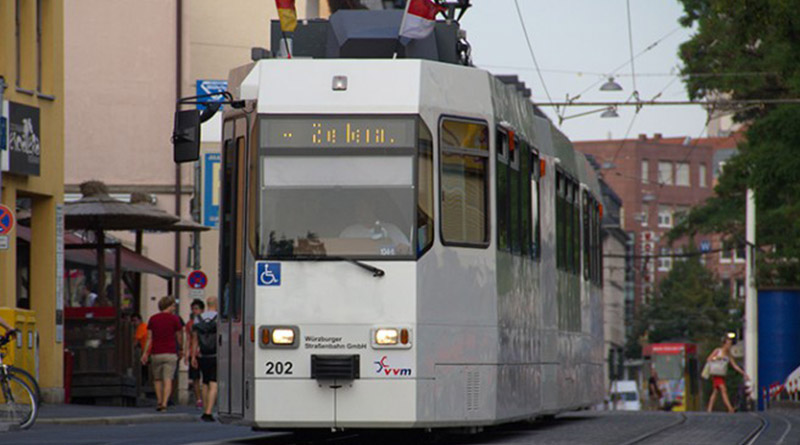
219 117 247 417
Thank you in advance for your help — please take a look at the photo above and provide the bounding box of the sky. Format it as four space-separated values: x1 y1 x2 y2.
460 0 708 142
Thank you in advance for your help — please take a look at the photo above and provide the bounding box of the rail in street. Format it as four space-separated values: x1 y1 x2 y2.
189 410 800 445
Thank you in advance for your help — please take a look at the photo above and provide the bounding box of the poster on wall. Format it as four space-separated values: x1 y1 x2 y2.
7 102 40 176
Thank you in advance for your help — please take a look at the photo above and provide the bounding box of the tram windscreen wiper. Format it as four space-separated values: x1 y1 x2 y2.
304 255 385 278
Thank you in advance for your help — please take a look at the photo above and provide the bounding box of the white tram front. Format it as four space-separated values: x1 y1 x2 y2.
179 11 605 431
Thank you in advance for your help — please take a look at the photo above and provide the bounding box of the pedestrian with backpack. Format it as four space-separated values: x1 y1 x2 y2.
191 296 218 422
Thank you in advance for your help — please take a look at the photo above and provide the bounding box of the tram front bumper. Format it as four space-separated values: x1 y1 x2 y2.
253 378 419 429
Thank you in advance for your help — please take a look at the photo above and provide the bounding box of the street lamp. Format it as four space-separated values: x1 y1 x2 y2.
600 76 623 91
600 106 619 118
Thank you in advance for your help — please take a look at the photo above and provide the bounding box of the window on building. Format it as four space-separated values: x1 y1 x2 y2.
736 279 745 299
657 247 672 271
674 205 689 225
657 205 673 228
640 205 649 227
699 163 707 188
720 246 732 263
714 161 725 179
675 162 690 186
721 279 731 296
658 161 673 186
15 0 22 87
641 159 649 184
440 119 489 246
734 244 746 263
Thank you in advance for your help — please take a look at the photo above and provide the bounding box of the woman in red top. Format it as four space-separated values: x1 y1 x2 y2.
706 335 748 412
141 296 183 411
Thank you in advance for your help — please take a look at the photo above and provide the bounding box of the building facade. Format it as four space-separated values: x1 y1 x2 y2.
63 0 325 402
1 0 66 402
576 133 744 313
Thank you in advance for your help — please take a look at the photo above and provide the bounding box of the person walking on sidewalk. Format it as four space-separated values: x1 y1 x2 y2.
191 296 218 422
141 296 183 412
185 299 205 409
706 335 749 413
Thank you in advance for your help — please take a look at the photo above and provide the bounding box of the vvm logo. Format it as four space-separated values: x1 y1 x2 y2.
374 356 412 377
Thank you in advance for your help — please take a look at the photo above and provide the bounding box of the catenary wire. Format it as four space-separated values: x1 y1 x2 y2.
512 0 556 113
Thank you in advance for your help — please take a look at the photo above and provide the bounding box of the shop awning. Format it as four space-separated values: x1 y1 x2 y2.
16 226 180 279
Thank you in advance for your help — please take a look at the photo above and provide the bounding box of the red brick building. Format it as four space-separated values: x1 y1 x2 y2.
575 133 745 312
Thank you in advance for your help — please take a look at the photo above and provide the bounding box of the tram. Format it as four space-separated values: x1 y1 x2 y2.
643 342 701 411
174 10 605 430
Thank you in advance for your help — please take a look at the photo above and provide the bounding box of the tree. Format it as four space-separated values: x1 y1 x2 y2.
629 255 739 357
671 1 800 285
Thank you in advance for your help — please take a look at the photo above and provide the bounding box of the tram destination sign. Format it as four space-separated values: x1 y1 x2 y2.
261 117 415 149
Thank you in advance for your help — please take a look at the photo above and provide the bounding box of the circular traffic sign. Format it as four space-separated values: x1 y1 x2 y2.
187 270 208 290
0 205 14 236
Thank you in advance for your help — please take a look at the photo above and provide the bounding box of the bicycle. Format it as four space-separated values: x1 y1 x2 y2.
0 331 42 404
0 331 38 429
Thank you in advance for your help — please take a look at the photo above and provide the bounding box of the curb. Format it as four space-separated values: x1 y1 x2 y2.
38 413 197 426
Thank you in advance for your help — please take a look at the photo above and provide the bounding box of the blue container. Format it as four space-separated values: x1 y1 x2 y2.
758 288 800 410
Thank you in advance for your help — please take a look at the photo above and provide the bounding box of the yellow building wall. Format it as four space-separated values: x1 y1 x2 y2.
0 0 65 403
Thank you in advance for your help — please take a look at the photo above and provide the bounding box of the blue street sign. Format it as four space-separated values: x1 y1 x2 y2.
700 240 711 252
257 262 281 286
203 152 221 227
196 80 228 111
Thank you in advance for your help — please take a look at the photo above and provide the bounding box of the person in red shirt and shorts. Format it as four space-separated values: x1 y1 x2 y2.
141 296 183 411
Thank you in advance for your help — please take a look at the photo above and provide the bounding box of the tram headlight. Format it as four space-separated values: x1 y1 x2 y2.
272 328 296 345
374 328 399 345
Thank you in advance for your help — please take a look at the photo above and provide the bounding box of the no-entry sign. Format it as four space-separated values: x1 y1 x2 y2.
0 205 14 236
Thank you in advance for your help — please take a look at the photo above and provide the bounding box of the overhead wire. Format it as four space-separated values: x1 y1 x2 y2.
512 0 556 115
571 25 683 100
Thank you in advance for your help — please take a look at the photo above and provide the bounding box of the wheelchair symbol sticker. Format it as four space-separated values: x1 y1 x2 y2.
257 262 281 286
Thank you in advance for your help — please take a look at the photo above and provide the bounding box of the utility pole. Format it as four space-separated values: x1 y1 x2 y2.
745 188 758 406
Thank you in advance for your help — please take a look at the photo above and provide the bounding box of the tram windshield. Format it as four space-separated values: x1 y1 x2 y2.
256 116 425 260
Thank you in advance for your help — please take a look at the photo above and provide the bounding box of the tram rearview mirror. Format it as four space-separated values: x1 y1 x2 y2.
173 109 201 163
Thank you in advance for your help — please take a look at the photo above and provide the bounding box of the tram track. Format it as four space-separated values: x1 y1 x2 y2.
739 413 768 445
616 413 687 445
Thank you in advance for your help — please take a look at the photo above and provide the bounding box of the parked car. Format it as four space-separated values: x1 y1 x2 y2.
610 380 642 411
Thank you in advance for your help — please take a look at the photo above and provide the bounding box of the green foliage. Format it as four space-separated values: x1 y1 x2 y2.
671 0 800 285
628 255 740 357
678 0 800 121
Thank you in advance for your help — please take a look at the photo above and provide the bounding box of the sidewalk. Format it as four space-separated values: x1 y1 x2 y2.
37 403 201 425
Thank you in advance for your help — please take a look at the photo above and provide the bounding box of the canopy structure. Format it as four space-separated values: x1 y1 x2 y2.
17 226 179 280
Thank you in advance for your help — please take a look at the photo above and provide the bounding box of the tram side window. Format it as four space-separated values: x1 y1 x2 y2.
556 171 565 270
530 150 541 260
583 192 591 281
440 119 490 246
220 122 233 321
596 202 603 285
519 142 531 257
565 180 573 273
234 135 246 321
509 137 521 254
496 129 510 252
572 181 580 274
418 120 434 255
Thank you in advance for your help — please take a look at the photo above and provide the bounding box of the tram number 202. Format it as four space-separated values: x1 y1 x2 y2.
265 361 294 375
